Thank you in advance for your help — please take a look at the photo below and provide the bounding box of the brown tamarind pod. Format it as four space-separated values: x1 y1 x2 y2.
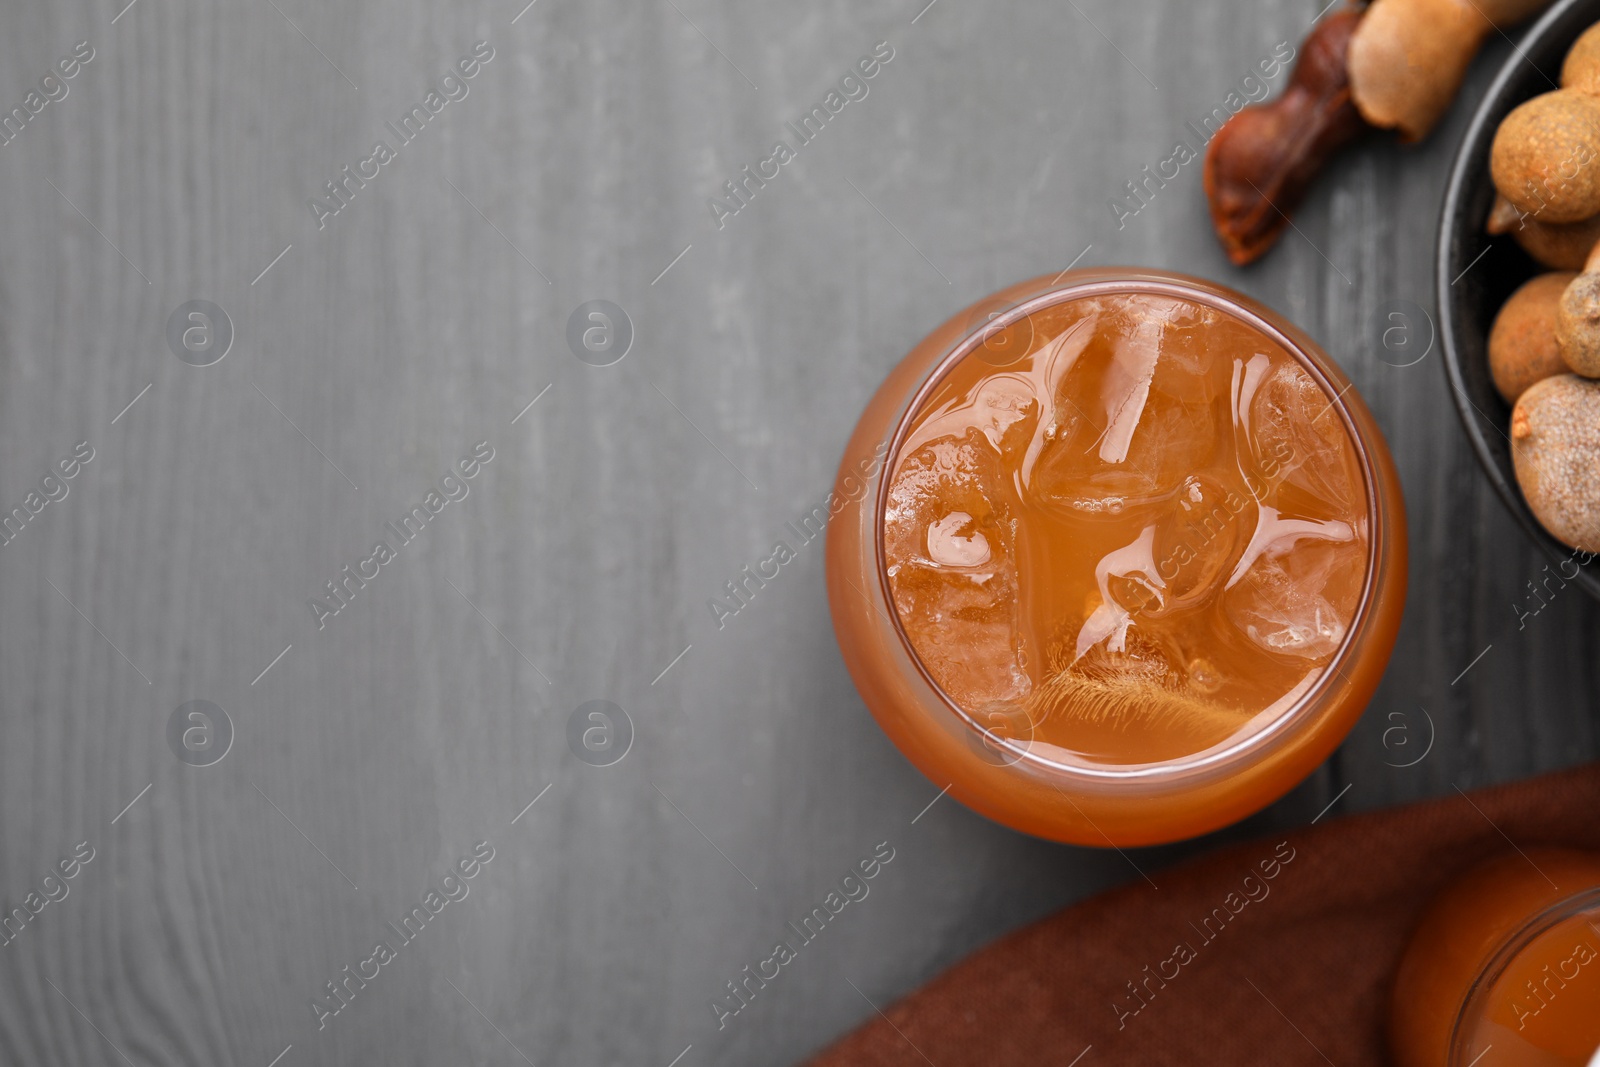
1561 21 1600 93
1554 236 1600 377
1203 6 1369 267
1348 0 1554 142
1511 375 1600 553
1490 271 1576 402
1490 20 1600 224
1491 91 1600 222
1487 194 1600 270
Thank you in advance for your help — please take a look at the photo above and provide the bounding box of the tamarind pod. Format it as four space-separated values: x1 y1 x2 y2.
1348 0 1555 142
1557 274 1600 375
1488 194 1600 271
1203 7 1368 267
1563 23 1600 92
1552 236 1600 377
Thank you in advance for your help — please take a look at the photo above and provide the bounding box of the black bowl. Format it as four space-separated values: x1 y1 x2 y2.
1438 0 1600 600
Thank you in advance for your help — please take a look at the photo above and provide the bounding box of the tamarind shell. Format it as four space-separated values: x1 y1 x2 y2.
1491 91 1600 223
1511 374 1600 553
1487 195 1600 270
1202 7 1369 266
1556 269 1600 376
1490 271 1577 401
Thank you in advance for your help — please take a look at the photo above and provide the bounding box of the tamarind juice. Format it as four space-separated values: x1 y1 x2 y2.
1391 850 1600 1067
1460 911 1600 1066
885 291 1368 765
827 269 1407 845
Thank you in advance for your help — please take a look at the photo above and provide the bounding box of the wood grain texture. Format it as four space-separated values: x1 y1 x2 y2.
0 0 1592 1064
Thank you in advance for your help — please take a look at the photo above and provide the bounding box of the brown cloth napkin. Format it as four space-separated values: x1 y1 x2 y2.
807 762 1600 1067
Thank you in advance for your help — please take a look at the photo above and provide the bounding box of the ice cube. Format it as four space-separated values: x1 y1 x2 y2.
885 429 1012 565
892 557 1028 707
903 375 1040 464
886 430 1028 707
1024 296 1228 514
1097 314 1163 466
1237 357 1359 517
1223 508 1365 660
1072 524 1163 661
1147 474 1248 614
926 511 991 567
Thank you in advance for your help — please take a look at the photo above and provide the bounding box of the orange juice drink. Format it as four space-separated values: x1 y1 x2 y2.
826 269 1406 845
1392 849 1600 1067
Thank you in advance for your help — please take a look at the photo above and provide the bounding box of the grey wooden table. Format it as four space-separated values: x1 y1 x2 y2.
0 0 1593 1063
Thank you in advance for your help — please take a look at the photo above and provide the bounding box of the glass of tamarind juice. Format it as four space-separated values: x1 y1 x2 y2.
825 267 1406 846
1390 850 1600 1067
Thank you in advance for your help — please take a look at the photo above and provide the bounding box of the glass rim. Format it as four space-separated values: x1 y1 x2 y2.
1448 885 1600 1066
870 272 1386 784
